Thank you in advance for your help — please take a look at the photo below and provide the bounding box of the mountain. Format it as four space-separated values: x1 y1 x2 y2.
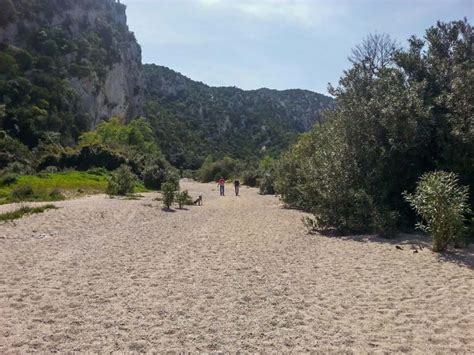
143 64 334 169
0 0 142 147
0 0 334 171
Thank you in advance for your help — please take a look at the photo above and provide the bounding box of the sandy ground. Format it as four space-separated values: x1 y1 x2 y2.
0 180 473 353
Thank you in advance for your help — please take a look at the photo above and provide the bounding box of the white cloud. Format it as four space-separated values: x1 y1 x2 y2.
197 0 342 27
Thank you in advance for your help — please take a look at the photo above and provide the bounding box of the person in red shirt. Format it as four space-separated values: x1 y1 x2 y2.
218 176 226 196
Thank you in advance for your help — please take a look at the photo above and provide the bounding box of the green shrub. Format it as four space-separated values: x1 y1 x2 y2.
37 144 128 172
403 171 471 252
142 163 167 190
370 208 400 238
0 173 18 187
198 156 239 182
259 172 275 195
106 165 136 196
6 162 35 175
76 144 129 171
49 188 65 201
161 182 176 210
164 167 180 191
258 156 276 195
0 133 32 169
176 190 192 209
11 184 35 201
242 169 259 187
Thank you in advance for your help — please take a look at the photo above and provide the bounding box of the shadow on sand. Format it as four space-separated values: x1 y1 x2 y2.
311 230 474 270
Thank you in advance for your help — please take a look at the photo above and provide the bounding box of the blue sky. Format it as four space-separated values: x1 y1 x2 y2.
121 0 472 95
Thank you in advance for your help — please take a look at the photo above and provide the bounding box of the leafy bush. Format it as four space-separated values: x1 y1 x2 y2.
106 165 136 196
242 169 258 187
38 144 128 172
404 171 471 252
0 133 32 169
142 164 166 190
0 173 18 187
259 173 275 195
198 156 239 182
139 156 175 191
164 167 180 191
370 208 400 239
48 188 65 201
79 117 160 156
176 190 192 209
258 156 276 195
161 182 176 210
10 184 35 201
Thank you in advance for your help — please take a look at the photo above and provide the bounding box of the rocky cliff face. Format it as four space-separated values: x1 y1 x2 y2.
0 0 143 127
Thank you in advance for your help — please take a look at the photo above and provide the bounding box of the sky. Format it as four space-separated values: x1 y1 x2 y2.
121 0 473 95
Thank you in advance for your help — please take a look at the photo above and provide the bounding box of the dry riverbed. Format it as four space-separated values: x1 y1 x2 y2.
0 181 473 352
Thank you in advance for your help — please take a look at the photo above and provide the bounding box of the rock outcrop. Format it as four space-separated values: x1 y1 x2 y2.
0 0 143 127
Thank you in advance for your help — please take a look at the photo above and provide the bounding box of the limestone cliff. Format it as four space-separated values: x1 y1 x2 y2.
0 0 143 128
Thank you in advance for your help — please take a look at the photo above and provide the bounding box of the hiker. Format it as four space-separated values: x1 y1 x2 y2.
234 179 240 196
218 176 225 196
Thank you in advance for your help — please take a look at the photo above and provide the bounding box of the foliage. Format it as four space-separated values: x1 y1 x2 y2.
161 182 176 210
141 163 168 190
143 64 334 170
258 156 276 195
275 19 473 237
79 117 160 156
0 204 57 223
197 156 240 183
176 190 192 209
0 132 33 169
164 167 180 191
404 171 471 252
106 165 137 196
10 184 35 201
37 144 129 172
241 169 259 187
0 173 18 187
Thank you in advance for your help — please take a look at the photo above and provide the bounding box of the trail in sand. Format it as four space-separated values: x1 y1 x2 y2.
0 181 473 352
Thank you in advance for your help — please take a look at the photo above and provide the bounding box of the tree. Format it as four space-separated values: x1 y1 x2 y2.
276 20 473 236
349 33 398 74
161 182 176 210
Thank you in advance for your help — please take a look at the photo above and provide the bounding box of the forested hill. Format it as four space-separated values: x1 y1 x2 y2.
143 64 334 169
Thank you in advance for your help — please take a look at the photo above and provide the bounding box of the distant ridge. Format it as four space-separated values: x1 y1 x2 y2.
143 64 334 169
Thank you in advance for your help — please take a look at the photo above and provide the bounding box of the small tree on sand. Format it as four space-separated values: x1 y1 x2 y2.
403 171 471 252
161 182 176 210
176 190 192 209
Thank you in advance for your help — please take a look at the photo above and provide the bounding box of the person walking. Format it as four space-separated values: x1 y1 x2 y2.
234 179 240 196
218 176 226 196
